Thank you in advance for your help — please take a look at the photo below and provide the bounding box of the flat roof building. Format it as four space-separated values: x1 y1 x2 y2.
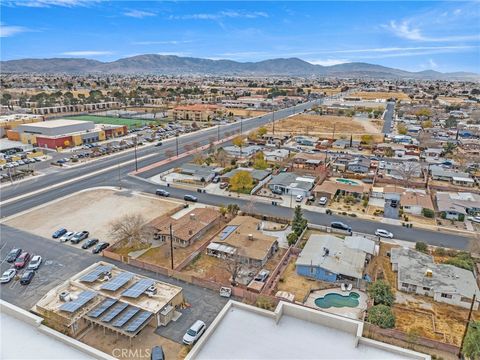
186 300 430 360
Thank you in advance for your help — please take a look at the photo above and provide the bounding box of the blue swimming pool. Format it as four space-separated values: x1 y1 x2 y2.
314 292 360 309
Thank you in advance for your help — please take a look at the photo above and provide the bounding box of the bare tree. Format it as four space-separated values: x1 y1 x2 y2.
109 213 153 247
394 162 421 188
223 255 244 286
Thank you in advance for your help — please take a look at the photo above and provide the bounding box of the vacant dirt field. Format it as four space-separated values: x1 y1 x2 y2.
275 114 382 140
350 91 410 101
4 188 181 243
311 88 343 96
182 253 231 284
228 109 267 118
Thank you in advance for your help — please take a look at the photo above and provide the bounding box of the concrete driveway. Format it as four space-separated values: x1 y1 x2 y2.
384 201 399 219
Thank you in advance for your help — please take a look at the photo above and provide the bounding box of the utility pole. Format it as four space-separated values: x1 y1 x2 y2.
175 135 179 157
272 106 275 135
458 294 476 359
134 139 138 172
169 223 174 270
217 124 220 142
240 117 243 134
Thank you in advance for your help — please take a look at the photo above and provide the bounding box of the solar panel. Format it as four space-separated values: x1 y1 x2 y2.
87 298 117 318
59 291 96 313
112 307 140 327
79 265 114 283
100 272 134 291
124 311 153 333
121 279 155 298
101 302 129 322
220 225 237 240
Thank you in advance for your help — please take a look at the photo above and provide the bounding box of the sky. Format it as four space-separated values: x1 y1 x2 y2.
1 0 480 73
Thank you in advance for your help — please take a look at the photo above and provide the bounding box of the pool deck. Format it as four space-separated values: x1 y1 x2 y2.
304 288 368 319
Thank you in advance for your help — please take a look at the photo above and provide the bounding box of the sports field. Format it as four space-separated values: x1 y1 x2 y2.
67 115 150 128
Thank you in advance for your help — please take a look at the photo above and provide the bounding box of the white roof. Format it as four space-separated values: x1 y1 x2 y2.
207 242 236 255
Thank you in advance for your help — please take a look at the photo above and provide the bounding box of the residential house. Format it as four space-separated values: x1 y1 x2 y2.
206 216 278 267
268 172 316 197
223 145 261 158
430 165 475 187
178 163 219 183
435 192 480 220
314 180 370 200
294 136 317 147
400 190 435 216
296 234 374 282
149 208 221 247
391 248 479 310
263 149 290 162
346 157 371 174
221 167 271 183
292 152 326 171
332 139 360 150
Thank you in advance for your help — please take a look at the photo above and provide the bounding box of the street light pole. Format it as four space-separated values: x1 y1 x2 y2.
169 223 174 270
175 135 179 157
134 140 138 172
272 106 275 135
217 124 220 142
240 117 243 134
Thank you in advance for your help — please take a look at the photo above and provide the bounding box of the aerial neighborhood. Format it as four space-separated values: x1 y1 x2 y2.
1 1 480 359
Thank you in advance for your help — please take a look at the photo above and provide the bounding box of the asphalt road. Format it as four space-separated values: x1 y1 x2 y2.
382 101 395 134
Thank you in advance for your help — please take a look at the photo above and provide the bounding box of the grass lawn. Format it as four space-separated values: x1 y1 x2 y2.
67 115 151 128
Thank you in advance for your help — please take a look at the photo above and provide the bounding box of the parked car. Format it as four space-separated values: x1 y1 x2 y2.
375 229 394 238
155 189 170 197
20 270 35 285
150 346 165 360
296 195 304 202
319 197 328 206
14 252 31 269
92 242 110 254
70 231 89 244
0 269 17 284
183 320 206 345
52 228 67 239
59 231 75 242
254 269 270 282
27 255 43 270
184 194 198 202
82 238 99 249
330 221 352 232
212 176 220 183
6 248 22 263
219 182 228 189
467 216 480 223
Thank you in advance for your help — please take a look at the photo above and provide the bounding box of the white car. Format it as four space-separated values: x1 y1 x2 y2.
375 229 394 239
183 320 206 345
0 268 17 284
296 195 304 202
467 216 480 224
27 255 43 270
59 231 75 242
319 197 328 206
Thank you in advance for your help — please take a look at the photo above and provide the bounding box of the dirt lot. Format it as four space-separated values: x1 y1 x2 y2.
182 253 231 283
275 257 333 302
350 91 410 101
228 109 267 118
4 188 181 244
275 114 382 140
80 326 183 359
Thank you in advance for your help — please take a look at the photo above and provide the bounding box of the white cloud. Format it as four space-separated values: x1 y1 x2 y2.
428 59 438 69
308 59 349 66
0 23 29 37
61 50 113 56
170 10 268 20
123 10 156 19
132 40 191 45
7 0 94 7
322 45 475 54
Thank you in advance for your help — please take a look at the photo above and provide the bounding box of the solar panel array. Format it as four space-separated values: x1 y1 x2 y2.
112 307 140 327
100 272 134 291
79 265 114 283
125 311 153 333
101 302 128 322
121 279 155 298
219 225 238 240
87 298 117 318
59 291 97 313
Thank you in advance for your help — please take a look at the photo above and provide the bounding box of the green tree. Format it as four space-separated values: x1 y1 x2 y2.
257 126 268 137
287 232 298 246
360 134 374 145
230 171 253 192
415 241 428 253
463 321 480 359
253 152 268 170
291 205 307 236
443 142 457 156
367 280 395 306
445 117 458 128
421 208 435 218
445 252 475 271
367 305 396 329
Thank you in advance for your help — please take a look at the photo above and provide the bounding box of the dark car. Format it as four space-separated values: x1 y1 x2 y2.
14 252 31 269
155 189 170 197
70 231 89 244
20 270 35 285
150 346 165 360
390 199 398 208
184 194 198 202
82 238 99 249
6 248 22 263
92 242 110 254
52 228 67 239
330 221 352 233
155 141 163 147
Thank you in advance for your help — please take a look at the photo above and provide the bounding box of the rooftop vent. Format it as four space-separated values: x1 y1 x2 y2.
425 269 433 277
248 234 254 241
190 213 196 221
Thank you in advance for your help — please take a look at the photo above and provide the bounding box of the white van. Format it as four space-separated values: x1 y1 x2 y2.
183 320 206 345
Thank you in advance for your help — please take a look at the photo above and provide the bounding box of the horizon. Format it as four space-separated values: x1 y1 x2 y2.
1 1 479 73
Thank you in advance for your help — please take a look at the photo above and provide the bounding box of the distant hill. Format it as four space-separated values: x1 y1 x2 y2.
1 55 478 80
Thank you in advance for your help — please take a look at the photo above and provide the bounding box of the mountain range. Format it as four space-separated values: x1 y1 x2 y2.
1 55 478 80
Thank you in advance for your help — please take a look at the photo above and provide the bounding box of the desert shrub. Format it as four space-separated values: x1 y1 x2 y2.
415 242 428 253
422 208 435 218
367 305 396 328
444 252 474 271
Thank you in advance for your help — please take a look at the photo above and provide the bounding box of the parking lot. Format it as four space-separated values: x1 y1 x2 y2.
3 188 181 249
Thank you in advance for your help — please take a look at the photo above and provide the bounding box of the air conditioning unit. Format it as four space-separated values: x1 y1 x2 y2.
145 285 157 297
59 291 70 302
